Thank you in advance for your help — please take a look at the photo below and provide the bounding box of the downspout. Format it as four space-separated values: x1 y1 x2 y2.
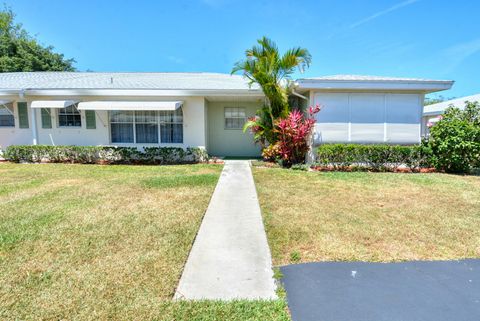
31 102 38 145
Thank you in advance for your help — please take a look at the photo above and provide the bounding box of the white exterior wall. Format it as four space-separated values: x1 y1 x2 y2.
36 108 109 146
0 96 207 149
312 92 423 145
0 101 33 149
207 101 262 157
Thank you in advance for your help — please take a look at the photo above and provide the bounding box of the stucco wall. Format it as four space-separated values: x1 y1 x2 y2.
0 102 33 149
312 92 423 145
207 101 261 157
0 96 207 150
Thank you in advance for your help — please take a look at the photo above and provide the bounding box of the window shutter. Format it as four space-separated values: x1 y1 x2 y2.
41 108 52 128
85 110 96 129
17 102 29 128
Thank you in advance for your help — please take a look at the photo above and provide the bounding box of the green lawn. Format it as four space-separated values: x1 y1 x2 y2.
0 163 289 321
253 167 480 266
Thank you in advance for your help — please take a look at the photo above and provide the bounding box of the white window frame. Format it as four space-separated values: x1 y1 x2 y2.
58 104 82 128
224 107 246 130
135 111 159 144
159 109 183 144
109 109 183 144
0 103 15 127
110 111 135 144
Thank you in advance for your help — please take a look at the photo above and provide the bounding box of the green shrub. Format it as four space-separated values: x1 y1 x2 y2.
290 163 310 171
316 144 432 172
3 145 208 165
427 102 480 173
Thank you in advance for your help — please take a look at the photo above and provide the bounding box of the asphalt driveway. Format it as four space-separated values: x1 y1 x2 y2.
281 259 480 321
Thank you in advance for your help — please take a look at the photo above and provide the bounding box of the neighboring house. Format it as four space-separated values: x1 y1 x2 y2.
422 93 480 136
0 72 453 157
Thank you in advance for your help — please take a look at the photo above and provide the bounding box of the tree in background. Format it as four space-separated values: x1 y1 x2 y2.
428 101 480 173
0 6 75 72
232 36 311 146
424 95 455 106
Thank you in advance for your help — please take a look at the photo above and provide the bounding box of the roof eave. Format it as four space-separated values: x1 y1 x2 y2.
423 110 444 116
0 88 264 98
295 80 454 93
0 89 21 95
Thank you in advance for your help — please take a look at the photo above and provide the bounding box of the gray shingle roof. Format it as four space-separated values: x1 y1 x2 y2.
0 72 259 91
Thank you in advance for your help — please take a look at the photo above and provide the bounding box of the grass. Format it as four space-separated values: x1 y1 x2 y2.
0 163 289 321
253 167 480 266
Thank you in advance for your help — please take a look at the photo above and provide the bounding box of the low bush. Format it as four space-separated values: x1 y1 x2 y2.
261 143 281 162
274 105 321 167
3 145 208 165
260 105 320 167
316 144 433 172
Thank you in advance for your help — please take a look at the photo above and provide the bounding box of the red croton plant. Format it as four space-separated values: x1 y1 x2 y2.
269 105 321 166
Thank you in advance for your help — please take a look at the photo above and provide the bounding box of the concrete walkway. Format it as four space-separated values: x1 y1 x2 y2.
174 160 277 300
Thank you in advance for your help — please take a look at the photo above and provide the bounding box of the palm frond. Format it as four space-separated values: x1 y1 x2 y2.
280 47 312 73
231 37 313 142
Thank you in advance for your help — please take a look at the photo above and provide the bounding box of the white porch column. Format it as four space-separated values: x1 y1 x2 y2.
30 103 38 145
306 132 315 164
183 97 207 149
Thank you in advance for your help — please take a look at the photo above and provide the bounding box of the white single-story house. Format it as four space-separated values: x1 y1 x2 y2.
422 93 479 136
0 72 453 157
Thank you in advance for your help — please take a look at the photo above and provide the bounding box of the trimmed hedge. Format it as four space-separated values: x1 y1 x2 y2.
3 145 208 165
316 144 433 172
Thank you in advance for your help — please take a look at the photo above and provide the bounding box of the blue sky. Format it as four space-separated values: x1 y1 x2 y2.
7 0 480 98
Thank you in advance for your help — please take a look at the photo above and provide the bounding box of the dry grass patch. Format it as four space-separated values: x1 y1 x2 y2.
253 168 480 266
0 163 225 320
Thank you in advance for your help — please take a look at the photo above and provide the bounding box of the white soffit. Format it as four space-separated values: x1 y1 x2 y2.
0 99 12 105
31 100 78 108
77 101 183 111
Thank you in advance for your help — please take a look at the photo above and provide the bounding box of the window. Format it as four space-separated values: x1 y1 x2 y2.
110 111 134 143
58 105 81 127
160 108 183 143
41 108 52 129
224 107 246 129
136 111 158 143
0 104 14 127
109 108 183 144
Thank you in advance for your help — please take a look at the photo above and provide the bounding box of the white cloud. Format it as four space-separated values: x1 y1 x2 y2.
441 38 480 72
349 0 420 29
167 56 185 64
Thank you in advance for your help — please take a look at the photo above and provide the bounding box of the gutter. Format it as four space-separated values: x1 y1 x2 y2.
19 88 265 97
0 88 265 98
294 79 455 93
291 90 308 100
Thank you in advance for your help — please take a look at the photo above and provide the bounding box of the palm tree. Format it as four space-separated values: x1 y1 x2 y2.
232 36 311 145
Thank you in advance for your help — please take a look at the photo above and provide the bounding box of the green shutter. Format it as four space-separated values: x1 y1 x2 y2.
85 110 96 129
41 108 52 128
17 102 29 128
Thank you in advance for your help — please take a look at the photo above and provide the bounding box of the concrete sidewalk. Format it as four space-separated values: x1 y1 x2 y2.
174 160 277 300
